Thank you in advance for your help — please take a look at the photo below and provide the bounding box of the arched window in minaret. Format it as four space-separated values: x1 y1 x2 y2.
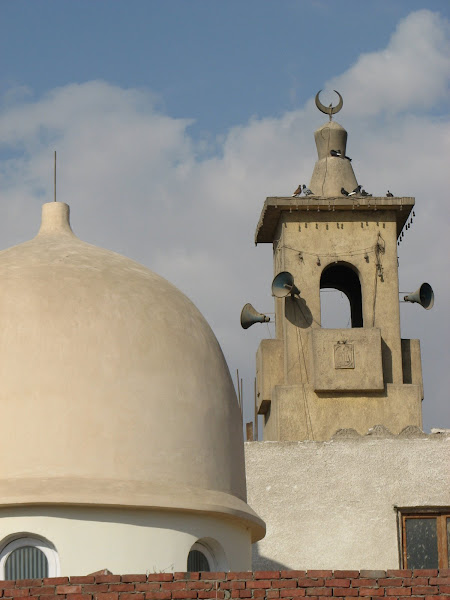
320 262 363 328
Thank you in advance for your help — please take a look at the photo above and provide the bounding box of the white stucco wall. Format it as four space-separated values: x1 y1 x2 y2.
0 506 252 575
245 431 450 570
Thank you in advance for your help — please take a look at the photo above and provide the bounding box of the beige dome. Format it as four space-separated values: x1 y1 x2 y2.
0 202 264 542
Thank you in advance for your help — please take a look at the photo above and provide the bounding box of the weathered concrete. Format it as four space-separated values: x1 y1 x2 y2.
245 433 450 570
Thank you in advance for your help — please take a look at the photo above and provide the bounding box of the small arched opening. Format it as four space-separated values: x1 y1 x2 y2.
187 538 228 572
320 262 363 328
0 535 59 580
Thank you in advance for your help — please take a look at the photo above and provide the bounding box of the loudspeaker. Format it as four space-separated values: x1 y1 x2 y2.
271 271 300 298
240 303 270 329
404 283 434 310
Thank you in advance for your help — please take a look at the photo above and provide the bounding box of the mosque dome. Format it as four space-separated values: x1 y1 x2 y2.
0 202 264 575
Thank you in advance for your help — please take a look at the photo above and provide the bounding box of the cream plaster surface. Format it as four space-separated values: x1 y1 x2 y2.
0 202 264 560
245 434 450 570
0 506 252 574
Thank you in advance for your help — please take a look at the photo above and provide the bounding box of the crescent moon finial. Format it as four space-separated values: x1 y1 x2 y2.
315 90 343 121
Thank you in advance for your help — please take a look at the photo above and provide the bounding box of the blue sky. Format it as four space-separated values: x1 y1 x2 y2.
0 1 449 432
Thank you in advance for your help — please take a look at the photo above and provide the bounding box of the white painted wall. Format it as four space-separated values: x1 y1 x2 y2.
0 506 252 575
245 432 450 570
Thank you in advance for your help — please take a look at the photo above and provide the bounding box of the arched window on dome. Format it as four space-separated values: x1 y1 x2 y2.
320 262 363 328
187 538 228 572
0 536 59 580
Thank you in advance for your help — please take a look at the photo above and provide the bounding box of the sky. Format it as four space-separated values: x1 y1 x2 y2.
0 0 449 434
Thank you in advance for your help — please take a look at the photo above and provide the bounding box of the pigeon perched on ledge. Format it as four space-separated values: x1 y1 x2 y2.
361 189 372 197
302 185 313 196
341 187 349 196
349 185 362 196
292 184 302 197
330 149 342 157
386 190 394 197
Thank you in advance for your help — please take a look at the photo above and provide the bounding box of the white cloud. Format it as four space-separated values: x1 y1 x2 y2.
0 10 449 431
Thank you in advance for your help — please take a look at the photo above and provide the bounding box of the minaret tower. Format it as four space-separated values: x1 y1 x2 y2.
254 91 424 441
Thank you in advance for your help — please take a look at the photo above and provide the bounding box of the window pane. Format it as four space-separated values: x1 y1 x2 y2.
5 546 48 580
187 549 210 572
405 518 438 569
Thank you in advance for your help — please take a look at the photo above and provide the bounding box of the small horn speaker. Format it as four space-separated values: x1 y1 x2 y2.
404 283 434 310
240 303 270 329
271 271 300 298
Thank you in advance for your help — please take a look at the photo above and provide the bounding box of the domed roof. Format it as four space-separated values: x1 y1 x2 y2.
0 202 264 541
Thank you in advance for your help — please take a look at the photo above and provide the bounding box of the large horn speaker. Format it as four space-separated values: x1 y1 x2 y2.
404 283 434 309
271 271 300 298
240 303 270 329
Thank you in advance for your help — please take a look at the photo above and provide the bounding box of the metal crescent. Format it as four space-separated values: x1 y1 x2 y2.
315 90 343 115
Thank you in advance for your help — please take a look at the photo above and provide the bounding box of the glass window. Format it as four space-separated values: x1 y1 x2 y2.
401 511 450 569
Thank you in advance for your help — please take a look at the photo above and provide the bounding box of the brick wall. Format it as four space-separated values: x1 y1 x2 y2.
1 570 449 600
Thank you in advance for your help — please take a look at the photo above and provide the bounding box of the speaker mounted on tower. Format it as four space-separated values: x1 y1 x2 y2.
271 271 300 298
240 303 270 329
403 282 434 310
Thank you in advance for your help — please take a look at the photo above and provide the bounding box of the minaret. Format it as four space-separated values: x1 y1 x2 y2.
254 91 424 441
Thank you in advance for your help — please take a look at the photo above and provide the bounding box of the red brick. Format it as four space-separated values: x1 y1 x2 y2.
69 578 95 585
144 594 171 600
44 580 69 586
105 585 134 593
412 586 437 594
200 572 226 580
332 589 358 597
403 577 428 586
307 572 333 578
11 596 38 600
352 580 379 588
267 592 281 599
276 580 297 588
95 577 121 584
297 580 324 588
281 571 307 579
439 569 450 577
30 586 55 595
325 579 350 588
246 580 270 589
333 572 359 579
413 570 438 577
161 582 187 591
385 588 411 596
429 577 450 585
379 579 403 587
424 596 444 600
359 588 384 596
69 595 92 600
238 592 252 598
440 586 450 594
34 595 60 600
5 591 29 597
16 581 42 587
306 588 332 596
146 575 173 583
136 584 161 592
96 593 119 600
255 571 280 580
387 571 411 578
197 593 219 600
81 585 109 593
121 576 146 584
359 571 386 579
56 586 82 595
119 594 144 600
187 582 212 590
253 591 267 598
0 583 16 589
226 573 252 581
280 590 305 598
230 582 245 590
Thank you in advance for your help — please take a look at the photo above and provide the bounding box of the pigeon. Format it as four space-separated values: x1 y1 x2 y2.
349 185 362 196
361 189 372 197
330 149 342 157
344 155 352 162
386 190 394 197
302 185 313 196
341 187 349 196
292 184 302 197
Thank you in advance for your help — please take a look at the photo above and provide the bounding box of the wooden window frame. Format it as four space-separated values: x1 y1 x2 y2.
399 509 449 569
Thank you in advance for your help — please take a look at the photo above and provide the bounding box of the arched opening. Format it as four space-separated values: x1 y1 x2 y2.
320 263 363 328
187 538 228 572
0 536 59 580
